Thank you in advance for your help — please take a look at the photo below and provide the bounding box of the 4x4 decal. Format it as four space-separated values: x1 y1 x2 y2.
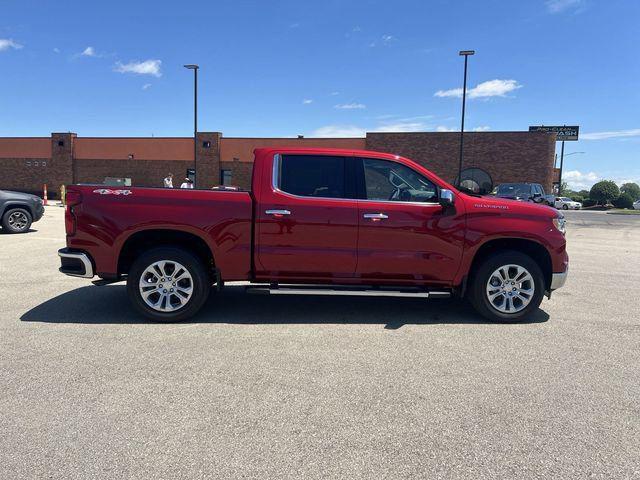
92 189 132 196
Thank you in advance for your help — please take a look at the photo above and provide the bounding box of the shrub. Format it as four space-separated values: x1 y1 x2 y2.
589 180 620 205
577 190 590 198
582 198 597 207
570 195 584 203
613 193 634 209
620 182 640 201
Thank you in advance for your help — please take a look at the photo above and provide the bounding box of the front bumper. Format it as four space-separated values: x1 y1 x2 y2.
33 203 45 222
550 267 568 290
58 248 94 278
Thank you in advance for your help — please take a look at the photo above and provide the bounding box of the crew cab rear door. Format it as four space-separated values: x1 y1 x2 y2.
355 156 465 285
255 153 359 281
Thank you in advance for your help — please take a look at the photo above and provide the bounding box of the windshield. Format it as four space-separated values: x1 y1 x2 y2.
560 197 572 201
495 184 530 196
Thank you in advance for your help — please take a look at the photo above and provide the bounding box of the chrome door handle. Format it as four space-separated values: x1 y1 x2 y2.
363 213 388 220
265 209 291 216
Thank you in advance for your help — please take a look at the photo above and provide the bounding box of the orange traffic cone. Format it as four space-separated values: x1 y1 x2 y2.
43 184 48 206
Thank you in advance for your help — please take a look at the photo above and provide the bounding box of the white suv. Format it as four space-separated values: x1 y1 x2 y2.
555 197 582 210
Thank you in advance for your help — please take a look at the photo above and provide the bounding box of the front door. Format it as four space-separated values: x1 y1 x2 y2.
355 157 465 285
256 153 359 281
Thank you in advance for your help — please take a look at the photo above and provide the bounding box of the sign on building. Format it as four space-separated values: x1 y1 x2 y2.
529 125 579 141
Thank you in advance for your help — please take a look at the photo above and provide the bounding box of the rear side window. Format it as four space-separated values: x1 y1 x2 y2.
278 155 346 199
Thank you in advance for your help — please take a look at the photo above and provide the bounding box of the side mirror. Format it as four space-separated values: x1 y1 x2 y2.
440 189 455 207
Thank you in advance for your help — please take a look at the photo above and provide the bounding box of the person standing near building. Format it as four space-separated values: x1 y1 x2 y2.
180 178 194 189
163 173 173 188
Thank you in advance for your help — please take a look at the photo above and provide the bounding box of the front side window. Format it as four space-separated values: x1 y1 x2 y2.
278 155 346 199
362 158 438 203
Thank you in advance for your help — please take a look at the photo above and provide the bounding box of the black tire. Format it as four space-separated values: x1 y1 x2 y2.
1 208 32 233
126 247 210 322
468 250 545 323
562 204 569 210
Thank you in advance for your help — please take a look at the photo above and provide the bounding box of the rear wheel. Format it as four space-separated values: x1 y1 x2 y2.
126 247 210 322
563 204 569 210
1 208 32 233
468 251 545 323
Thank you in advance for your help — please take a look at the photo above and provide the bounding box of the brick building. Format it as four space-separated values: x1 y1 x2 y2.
0 131 556 198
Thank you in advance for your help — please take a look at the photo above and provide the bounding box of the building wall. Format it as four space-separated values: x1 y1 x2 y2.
74 159 193 188
365 131 557 192
0 131 557 196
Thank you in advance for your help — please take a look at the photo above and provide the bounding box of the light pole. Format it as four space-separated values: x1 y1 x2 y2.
184 64 199 188
558 151 585 193
457 50 475 188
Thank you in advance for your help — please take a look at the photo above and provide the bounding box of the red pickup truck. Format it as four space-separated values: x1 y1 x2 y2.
58 147 568 323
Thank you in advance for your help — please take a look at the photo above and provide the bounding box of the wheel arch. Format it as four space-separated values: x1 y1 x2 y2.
117 229 216 279
467 238 552 292
1 202 34 219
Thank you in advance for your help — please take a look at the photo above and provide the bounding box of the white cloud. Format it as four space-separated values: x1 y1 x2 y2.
334 102 366 110
312 125 367 137
142 83 152 90
53 47 60 54
546 0 582 14
302 99 313 104
581 129 640 140
381 34 395 43
436 126 457 132
435 79 522 99
114 59 162 77
329 91 340 96
375 122 427 133
352 26 362 32
0 39 23 51
563 170 600 190
81 46 96 57
473 125 491 132
289 23 300 28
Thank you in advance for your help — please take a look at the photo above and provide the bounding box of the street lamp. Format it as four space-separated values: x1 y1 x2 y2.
184 64 199 188
557 151 585 193
457 50 475 188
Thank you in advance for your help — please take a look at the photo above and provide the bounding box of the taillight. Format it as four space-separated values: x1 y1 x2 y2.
65 190 82 235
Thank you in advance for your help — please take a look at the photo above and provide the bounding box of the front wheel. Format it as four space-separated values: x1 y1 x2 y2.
126 247 210 322
468 251 545 323
2 208 32 233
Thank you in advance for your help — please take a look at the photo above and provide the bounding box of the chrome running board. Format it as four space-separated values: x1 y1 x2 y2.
246 284 451 299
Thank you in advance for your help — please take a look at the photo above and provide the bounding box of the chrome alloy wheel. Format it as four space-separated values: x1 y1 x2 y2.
8 211 28 230
485 264 535 314
139 260 194 312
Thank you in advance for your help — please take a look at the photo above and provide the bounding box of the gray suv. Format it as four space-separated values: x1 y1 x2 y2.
493 183 553 205
0 190 45 233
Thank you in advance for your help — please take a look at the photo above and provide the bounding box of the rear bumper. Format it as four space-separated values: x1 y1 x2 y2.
58 248 94 278
550 267 568 290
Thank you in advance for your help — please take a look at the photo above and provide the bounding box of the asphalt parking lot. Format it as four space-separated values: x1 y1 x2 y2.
1 206 639 479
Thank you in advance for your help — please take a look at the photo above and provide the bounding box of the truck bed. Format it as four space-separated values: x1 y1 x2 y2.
66 185 253 280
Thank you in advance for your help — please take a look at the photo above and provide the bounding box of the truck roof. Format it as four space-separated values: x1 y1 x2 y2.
253 147 401 159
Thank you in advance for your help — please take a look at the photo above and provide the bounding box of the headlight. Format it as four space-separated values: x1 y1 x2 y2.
553 216 566 235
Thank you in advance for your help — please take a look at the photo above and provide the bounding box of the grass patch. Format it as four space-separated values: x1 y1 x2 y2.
606 209 640 215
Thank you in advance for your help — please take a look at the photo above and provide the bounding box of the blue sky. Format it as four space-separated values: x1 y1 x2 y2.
1 0 638 189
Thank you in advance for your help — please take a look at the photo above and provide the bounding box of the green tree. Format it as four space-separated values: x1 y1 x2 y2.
620 182 640 201
613 193 634 209
559 181 569 195
589 180 620 205
577 189 590 198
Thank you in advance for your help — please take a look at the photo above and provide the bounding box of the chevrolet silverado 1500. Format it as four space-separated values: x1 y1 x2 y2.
58 147 568 322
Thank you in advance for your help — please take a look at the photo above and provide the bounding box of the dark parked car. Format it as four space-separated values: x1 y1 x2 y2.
0 190 45 233
493 183 552 205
